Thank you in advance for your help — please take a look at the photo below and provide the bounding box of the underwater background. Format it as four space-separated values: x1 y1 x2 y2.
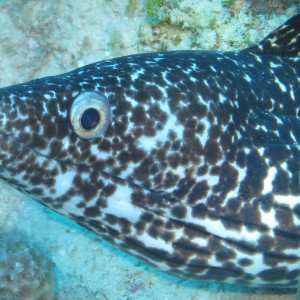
0 0 299 299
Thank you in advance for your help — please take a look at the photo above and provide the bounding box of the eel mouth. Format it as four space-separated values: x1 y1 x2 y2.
0 129 150 193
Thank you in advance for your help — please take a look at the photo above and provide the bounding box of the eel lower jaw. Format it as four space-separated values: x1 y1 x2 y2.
0 130 175 231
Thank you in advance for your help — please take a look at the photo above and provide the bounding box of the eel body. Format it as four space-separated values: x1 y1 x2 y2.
0 15 300 287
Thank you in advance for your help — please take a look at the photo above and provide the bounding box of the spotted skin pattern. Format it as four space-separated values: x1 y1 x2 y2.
0 15 300 287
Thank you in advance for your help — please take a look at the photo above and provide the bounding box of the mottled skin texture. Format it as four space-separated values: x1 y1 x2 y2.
0 15 300 287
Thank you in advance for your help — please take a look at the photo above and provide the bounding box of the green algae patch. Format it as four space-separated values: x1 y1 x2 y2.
146 0 163 21
222 0 237 7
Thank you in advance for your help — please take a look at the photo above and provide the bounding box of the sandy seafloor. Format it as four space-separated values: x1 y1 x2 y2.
0 0 299 299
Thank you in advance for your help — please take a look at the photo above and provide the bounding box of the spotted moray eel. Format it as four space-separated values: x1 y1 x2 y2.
0 15 300 288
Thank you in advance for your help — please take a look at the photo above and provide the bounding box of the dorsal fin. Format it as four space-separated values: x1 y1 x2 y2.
243 14 300 57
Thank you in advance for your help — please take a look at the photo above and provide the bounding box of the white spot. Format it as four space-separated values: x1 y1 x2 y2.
243 253 265 275
102 185 143 222
130 68 145 81
273 194 299 208
243 74 252 83
259 209 278 230
90 144 111 159
290 87 295 100
218 93 227 103
270 62 282 68
137 231 173 252
53 171 76 197
209 66 217 73
262 166 276 194
191 237 208 247
274 76 287 92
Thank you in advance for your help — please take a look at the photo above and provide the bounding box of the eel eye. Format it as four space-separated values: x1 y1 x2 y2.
70 92 111 139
